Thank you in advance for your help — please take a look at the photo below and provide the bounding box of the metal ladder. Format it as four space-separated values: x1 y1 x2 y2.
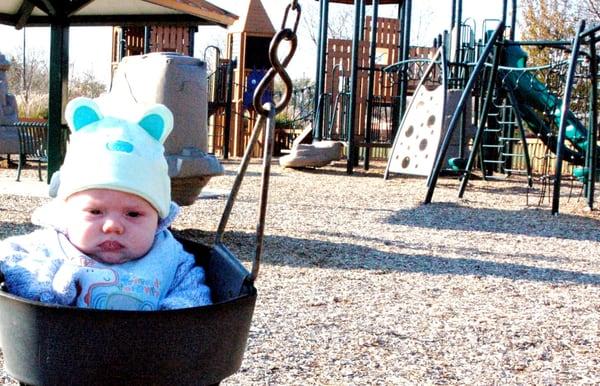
480 90 533 186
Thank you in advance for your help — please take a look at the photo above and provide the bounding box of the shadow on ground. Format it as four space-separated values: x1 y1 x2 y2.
223 169 282 178
0 222 39 239
283 163 385 179
175 229 600 287
386 202 600 242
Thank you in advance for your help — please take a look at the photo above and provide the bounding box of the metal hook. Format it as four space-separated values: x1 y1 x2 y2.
252 0 301 117
253 29 298 117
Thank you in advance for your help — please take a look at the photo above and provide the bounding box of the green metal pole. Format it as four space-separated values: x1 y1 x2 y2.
587 34 597 210
346 0 364 174
400 0 411 117
313 0 329 141
451 0 456 31
364 0 379 171
144 26 151 54
47 22 69 182
188 27 197 56
510 0 517 41
120 27 127 61
425 23 504 204
552 20 585 215
390 4 403 135
453 0 463 64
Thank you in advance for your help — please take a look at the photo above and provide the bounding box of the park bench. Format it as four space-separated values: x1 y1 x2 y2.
15 121 48 182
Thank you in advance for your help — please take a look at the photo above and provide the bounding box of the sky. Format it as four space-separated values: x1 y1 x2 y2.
0 0 519 87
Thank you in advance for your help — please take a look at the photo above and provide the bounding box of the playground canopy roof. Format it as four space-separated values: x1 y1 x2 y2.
0 0 239 181
0 0 238 29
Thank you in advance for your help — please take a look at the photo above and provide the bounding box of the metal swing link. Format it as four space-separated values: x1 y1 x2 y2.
252 0 300 117
282 1 301 35
290 0 300 12
216 0 300 282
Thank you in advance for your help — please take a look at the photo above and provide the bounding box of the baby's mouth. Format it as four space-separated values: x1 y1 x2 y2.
99 240 124 252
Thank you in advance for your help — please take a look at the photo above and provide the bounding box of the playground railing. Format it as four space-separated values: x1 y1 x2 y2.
383 58 443 91
273 85 314 154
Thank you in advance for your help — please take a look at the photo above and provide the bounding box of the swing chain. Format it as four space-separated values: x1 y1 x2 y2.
282 0 301 35
252 0 301 117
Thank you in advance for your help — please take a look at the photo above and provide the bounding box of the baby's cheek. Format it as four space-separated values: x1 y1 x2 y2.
137 235 156 257
65 226 92 253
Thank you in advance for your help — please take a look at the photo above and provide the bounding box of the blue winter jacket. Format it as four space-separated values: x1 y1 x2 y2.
0 201 212 310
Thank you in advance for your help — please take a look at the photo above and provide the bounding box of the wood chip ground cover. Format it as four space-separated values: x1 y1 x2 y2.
0 161 598 385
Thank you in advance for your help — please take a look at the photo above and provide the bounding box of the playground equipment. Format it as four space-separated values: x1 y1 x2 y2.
384 43 475 180
421 17 599 214
112 24 197 63
225 0 277 158
385 48 447 177
204 45 236 159
465 28 600 214
380 0 599 214
500 45 589 166
278 123 344 168
547 21 599 213
313 1 419 173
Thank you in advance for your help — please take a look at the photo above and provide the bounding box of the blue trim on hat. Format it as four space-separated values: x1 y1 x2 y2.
73 105 101 131
106 140 134 153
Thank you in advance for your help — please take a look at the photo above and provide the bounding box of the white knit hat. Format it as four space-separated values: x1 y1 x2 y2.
57 97 174 218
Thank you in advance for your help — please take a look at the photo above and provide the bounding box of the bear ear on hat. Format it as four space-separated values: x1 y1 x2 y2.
137 104 174 144
65 97 103 132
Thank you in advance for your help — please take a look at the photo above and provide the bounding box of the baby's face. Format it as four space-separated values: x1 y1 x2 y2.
65 189 159 264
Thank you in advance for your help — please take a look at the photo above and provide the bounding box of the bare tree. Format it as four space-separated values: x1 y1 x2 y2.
7 48 107 118
582 0 600 21
302 2 367 45
7 48 49 111
69 69 106 99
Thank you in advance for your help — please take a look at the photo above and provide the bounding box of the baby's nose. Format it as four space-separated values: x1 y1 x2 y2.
102 217 124 234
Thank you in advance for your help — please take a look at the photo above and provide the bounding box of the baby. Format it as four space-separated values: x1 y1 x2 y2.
0 97 211 310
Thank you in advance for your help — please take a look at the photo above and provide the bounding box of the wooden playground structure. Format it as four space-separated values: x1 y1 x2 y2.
109 1 437 164
320 16 435 160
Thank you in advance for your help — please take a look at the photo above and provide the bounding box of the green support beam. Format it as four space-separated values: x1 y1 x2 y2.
47 22 69 182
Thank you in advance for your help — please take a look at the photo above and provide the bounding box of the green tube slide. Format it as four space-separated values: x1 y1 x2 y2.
501 45 589 166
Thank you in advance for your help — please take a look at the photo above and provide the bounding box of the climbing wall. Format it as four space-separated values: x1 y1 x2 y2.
387 85 444 176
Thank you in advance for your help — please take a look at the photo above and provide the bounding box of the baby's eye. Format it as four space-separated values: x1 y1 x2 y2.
88 209 102 215
126 211 141 218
